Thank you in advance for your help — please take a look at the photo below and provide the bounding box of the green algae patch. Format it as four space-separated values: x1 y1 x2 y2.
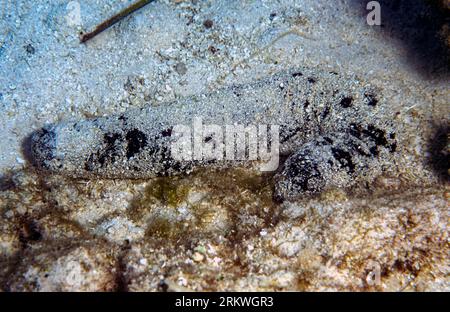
144 216 186 241
146 178 190 207
127 168 279 243
127 176 190 224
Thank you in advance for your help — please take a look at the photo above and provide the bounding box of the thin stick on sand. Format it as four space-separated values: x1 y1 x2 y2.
80 0 154 43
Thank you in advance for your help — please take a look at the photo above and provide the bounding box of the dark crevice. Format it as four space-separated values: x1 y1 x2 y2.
115 241 131 292
426 124 449 182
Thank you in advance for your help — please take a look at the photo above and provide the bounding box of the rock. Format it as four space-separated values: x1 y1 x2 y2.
6 244 118 291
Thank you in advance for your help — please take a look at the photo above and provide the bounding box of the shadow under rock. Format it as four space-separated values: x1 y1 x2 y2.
427 123 449 183
349 0 449 79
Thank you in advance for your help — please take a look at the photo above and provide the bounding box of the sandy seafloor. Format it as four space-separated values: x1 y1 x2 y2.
0 0 449 291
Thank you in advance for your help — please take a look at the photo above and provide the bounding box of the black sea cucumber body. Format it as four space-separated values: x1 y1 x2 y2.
30 68 398 201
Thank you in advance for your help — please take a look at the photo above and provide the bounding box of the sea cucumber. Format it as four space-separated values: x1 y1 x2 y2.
29 68 398 201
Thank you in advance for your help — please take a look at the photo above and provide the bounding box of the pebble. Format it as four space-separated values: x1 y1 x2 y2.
175 62 188 75
192 252 204 262
139 258 148 266
16 157 25 164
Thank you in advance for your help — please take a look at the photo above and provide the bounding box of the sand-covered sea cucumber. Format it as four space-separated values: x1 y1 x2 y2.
29 68 398 201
